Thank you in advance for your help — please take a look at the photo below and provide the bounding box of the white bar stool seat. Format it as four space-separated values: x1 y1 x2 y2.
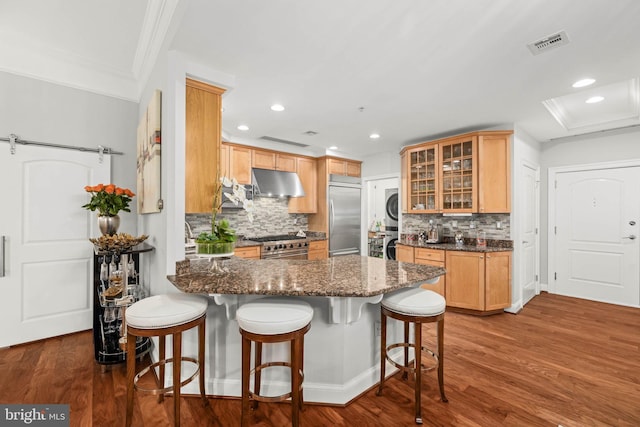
237 298 313 427
125 293 209 427
377 287 448 425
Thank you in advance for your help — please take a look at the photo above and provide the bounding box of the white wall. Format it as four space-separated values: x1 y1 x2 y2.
539 128 640 285
361 150 401 177
0 71 139 232
510 126 542 311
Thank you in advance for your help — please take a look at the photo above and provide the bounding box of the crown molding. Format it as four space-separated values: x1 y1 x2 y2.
0 0 179 102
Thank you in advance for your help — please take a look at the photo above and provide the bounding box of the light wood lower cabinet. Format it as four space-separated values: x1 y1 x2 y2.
308 240 328 260
445 250 511 312
234 245 261 259
395 244 512 313
415 248 445 297
396 244 414 263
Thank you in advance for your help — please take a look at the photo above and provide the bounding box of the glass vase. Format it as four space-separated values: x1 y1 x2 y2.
196 241 235 255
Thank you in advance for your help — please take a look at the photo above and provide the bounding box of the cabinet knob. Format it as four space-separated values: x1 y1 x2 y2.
480 256 484 259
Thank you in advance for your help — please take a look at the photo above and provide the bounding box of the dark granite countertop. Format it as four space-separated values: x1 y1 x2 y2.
397 237 513 252
397 242 512 252
168 255 445 297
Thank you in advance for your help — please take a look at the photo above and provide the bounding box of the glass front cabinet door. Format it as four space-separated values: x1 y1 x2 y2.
401 130 511 215
407 144 439 213
439 136 477 213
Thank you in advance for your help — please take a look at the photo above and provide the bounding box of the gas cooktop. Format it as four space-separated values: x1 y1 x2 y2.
246 234 306 243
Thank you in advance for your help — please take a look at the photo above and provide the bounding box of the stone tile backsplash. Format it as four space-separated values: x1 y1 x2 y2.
186 197 308 239
402 213 511 240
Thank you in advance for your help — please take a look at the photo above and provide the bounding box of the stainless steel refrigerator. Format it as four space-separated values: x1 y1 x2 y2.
328 175 361 257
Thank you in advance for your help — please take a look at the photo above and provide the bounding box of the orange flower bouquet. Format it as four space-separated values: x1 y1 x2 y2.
82 184 135 217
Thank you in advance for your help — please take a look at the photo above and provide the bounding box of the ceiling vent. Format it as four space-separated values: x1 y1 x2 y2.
527 30 570 55
259 136 309 148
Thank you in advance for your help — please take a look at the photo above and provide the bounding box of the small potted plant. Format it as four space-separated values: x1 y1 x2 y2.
195 176 255 255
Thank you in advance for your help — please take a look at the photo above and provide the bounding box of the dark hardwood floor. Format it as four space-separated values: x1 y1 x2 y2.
1 292 638 426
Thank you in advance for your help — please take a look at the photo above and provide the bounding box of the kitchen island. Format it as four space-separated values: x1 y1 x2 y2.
167 255 445 404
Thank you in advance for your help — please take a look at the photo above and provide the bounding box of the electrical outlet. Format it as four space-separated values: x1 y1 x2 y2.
451 220 458 228
469 221 476 229
496 221 502 229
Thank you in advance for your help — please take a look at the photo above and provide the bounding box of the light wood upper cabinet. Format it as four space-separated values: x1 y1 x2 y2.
276 153 297 172
229 145 252 184
401 130 512 214
346 161 361 177
220 143 229 178
326 157 362 177
405 143 439 213
288 156 317 213
478 134 511 213
185 78 225 213
252 149 275 170
252 149 297 172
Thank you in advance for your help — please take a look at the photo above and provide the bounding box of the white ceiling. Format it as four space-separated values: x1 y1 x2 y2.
2 0 640 157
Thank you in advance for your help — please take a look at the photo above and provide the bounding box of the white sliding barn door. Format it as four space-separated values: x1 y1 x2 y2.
553 166 640 307
0 145 110 347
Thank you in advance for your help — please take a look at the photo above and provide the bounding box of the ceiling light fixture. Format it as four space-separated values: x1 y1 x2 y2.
237 124 249 131
369 133 380 139
573 78 596 88
270 104 285 112
585 96 604 104
329 146 338 150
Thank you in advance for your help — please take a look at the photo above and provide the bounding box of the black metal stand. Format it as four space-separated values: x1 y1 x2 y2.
92 243 154 366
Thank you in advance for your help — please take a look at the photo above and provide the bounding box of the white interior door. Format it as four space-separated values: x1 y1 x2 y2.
0 145 110 347
520 162 539 305
554 166 640 307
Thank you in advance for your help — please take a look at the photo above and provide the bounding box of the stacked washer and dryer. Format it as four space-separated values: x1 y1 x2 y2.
384 188 399 260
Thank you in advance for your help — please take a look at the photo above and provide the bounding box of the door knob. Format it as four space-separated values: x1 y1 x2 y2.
630 221 636 226
623 235 636 240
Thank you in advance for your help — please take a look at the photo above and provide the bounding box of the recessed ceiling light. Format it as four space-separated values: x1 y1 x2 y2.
585 96 604 104
369 133 380 139
270 104 285 112
237 124 249 131
329 146 338 150
572 78 595 88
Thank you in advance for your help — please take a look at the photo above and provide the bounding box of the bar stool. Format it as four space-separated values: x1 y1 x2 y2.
236 298 314 427
377 287 447 424
125 293 209 427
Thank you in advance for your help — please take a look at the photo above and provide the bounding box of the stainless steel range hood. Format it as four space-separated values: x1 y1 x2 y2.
252 168 305 197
